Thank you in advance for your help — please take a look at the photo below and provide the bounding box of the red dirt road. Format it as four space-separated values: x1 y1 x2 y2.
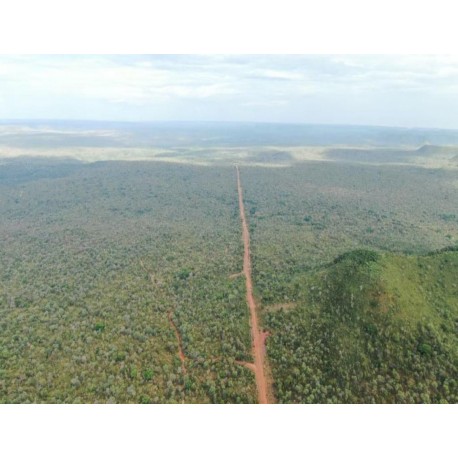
236 165 272 404
168 310 186 374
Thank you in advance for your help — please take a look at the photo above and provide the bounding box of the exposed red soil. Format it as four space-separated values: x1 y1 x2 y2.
260 331 270 356
167 310 187 374
235 165 274 404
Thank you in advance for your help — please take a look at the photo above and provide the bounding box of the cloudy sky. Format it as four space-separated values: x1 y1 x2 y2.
1 55 458 129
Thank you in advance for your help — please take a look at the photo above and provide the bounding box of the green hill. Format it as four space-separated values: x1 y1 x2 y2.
265 248 458 403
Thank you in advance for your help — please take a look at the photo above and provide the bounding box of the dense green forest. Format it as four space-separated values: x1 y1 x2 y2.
241 162 458 305
264 248 458 403
0 159 255 403
0 156 457 403
240 163 457 402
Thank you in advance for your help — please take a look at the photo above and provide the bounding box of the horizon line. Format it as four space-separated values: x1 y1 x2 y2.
1 118 458 132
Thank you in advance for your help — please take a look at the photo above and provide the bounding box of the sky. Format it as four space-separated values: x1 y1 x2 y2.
1 54 458 129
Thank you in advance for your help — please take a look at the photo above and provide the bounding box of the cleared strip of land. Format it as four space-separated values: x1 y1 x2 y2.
141 259 186 375
167 311 186 374
236 165 273 404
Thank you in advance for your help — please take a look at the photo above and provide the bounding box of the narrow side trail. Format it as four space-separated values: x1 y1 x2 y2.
235 165 273 404
167 310 187 374
140 259 186 375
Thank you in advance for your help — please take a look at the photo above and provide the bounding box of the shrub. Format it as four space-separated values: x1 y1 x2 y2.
143 369 154 381
94 323 105 332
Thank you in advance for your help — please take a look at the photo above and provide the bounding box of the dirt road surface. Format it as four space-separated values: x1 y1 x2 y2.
236 165 273 404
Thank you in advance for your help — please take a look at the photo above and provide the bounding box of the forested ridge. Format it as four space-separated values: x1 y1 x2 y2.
265 248 458 403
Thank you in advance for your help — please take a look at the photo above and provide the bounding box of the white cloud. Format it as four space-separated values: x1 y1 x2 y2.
1 55 458 128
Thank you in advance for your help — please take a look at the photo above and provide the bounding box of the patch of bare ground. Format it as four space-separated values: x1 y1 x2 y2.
235 361 256 371
228 272 243 279
261 332 276 405
167 310 186 374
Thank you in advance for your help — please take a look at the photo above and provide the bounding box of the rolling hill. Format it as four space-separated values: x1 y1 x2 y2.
265 248 458 403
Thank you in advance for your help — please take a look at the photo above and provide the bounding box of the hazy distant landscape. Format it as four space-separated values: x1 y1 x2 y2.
1 121 458 168
0 120 456 403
